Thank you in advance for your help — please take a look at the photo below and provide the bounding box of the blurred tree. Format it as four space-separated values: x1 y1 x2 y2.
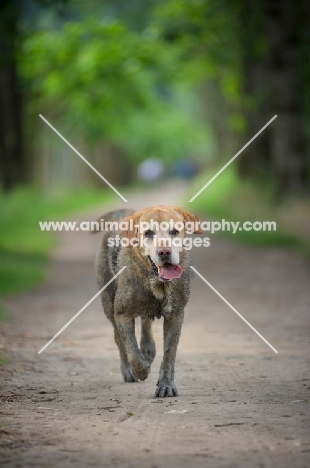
152 0 245 165
0 0 24 190
19 17 208 173
237 0 309 198
265 0 309 197
0 0 67 191
2 0 309 196
153 0 310 198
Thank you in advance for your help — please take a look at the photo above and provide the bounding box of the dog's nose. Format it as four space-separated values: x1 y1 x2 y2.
158 247 171 257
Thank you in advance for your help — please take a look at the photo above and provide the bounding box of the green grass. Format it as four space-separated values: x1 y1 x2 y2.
0 186 111 302
186 166 308 251
0 351 7 366
0 251 48 296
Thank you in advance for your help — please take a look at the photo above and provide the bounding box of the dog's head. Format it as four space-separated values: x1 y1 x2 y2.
121 205 202 281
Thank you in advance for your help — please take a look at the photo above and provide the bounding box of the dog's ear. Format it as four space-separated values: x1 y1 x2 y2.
120 211 141 246
173 206 202 234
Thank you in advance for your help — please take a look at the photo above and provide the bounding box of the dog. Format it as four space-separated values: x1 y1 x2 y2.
93 205 202 397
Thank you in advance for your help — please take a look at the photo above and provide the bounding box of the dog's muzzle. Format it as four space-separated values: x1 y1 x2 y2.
148 256 183 281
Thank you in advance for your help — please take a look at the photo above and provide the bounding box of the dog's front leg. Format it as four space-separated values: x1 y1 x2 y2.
114 313 150 381
155 310 184 397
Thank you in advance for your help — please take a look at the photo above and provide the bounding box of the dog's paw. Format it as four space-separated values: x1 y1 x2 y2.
131 357 150 381
121 366 139 383
155 379 179 398
141 340 156 365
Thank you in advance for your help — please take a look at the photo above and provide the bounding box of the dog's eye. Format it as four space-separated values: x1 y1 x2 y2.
170 229 179 236
144 229 154 238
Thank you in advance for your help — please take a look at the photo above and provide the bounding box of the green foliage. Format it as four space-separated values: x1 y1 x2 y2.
150 0 248 148
153 0 242 92
121 90 212 162
19 17 208 161
0 187 110 298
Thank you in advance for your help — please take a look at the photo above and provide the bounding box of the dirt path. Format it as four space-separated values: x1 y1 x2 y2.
1 184 310 468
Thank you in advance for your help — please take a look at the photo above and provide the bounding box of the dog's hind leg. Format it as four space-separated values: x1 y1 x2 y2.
140 317 156 366
114 314 150 381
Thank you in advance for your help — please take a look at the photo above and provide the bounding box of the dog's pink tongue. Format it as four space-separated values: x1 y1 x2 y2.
158 263 183 280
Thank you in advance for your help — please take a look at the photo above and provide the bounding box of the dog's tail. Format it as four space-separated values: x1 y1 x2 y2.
90 208 135 234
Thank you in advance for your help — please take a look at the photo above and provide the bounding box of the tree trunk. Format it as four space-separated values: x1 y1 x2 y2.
237 0 272 180
0 0 24 191
237 0 309 198
266 0 308 197
200 80 236 165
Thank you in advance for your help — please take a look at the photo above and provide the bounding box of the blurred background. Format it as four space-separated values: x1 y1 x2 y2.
0 0 310 307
